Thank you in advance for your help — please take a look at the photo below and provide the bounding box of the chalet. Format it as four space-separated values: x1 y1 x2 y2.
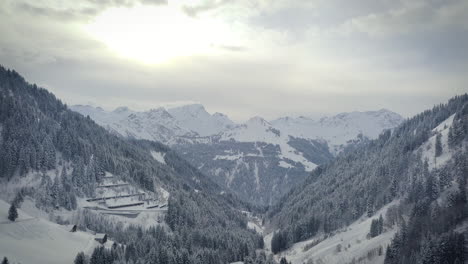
95 233 108 244
69 224 77 232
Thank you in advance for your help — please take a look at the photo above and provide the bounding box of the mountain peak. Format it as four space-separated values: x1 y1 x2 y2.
149 107 166 112
213 112 227 118
246 116 270 127
167 104 235 136
170 104 207 114
147 107 174 120
113 106 131 114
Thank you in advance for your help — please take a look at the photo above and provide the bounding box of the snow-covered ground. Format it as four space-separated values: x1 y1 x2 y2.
270 202 398 264
248 220 263 234
0 200 113 264
220 117 318 171
151 151 167 165
418 114 455 171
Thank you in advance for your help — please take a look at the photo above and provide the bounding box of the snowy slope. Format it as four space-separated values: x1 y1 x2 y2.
0 200 111 264
272 109 404 153
219 117 317 171
271 202 398 264
418 114 455 170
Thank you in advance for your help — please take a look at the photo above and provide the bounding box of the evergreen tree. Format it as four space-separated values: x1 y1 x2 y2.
378 214 384 235
369 219 379 238
1 257 8 264
279 257 289 264
12 191 24 208
435 133 442 157
366 198 374 217
425 174 438 201
8 204 18 222
74 252 86 264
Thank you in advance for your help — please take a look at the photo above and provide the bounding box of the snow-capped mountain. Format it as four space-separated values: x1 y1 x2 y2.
72 104 404 205
271 109 404 153
218 116 317 171
71 104 235 143
167 104 235 136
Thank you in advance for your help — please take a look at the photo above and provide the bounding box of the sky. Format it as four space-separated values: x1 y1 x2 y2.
0 0 467 122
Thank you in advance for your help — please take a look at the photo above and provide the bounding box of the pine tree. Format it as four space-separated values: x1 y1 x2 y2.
390 177 398 197
12 191 24 208
369 219 378 238
280 257 289 264
74 252 86 264
366 198 374 217
448 125 455 148
378 215 384 235
51 174 61 207
1 257 9 264
8 204 18 222
435 133 442 157
426 174 438 201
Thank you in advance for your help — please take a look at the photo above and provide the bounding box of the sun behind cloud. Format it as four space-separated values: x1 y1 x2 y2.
84 3 235 64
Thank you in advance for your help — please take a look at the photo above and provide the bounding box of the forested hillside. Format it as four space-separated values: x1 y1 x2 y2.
267 95 468 263
0 66 266 264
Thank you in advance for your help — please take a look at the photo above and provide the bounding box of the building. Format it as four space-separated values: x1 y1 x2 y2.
69 224 77 232
95 233 108 244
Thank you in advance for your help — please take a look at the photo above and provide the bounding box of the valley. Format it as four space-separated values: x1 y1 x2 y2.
0 66 466 264
72 104 403 205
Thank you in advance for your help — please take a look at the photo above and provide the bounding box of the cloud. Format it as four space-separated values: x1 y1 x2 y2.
339 0 468 37
14 2 100 21
217 45 248 52
0 0 465 121
7 0 167 21
181 0 231 17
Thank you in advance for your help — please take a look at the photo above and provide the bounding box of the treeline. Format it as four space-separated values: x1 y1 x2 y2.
271 217 320 253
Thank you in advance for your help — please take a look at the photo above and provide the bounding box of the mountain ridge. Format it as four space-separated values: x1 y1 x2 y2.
71 104 404 205
71 104 404 148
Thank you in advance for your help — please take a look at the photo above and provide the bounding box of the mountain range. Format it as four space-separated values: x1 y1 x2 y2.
71 104 404 204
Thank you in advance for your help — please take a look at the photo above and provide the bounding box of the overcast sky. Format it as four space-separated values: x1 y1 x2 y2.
1 0 467 121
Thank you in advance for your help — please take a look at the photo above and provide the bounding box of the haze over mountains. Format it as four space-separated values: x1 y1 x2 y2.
72 104 404 204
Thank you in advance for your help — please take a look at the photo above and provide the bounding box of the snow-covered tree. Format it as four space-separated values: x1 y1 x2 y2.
435 133 442 157
8 204 18 221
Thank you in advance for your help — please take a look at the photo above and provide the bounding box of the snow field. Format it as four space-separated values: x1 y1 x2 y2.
0 200 113 264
